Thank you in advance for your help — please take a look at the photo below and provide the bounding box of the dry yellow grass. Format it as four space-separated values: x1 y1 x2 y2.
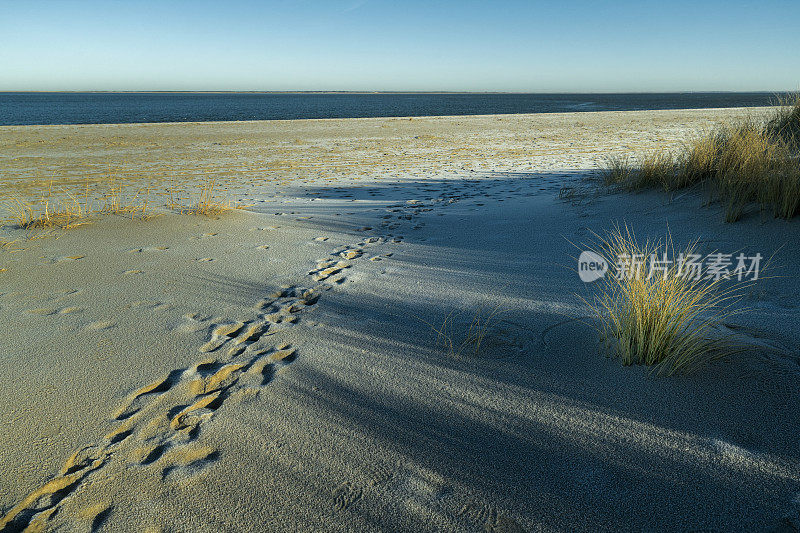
98 178 154 218
1 237 22 253
584 228 748 375
604 96 800 222
0 173 250 230
168 177 250 216
3 182 92 229
2 178 155 229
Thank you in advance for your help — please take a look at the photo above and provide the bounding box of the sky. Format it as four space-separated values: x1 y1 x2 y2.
1 0 798 92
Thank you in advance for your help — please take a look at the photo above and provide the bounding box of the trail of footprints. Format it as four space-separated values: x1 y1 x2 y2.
0 286 319 532
1 226 389 531
1 183 509 531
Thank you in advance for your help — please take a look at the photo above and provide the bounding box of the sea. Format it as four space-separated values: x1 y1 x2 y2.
0 92 783 126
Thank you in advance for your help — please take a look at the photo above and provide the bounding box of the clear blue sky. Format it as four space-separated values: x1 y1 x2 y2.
1 0 798 92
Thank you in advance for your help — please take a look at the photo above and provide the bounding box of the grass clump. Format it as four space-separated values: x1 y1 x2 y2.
585 227 746 375
4 194 93 229
603 151 680 191
767 93 800 142
2 178 154 229
2 172 252 231
98 179 154 219
419 304 505 358
169 178 249 216
604 95 800 222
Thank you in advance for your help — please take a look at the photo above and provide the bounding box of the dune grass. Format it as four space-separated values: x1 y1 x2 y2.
585 227 746 375
604 95 800 222
4 181 94 229
0 238 21 253
168 177 249 216
98 178 154 218
419 304 505 358
1 174 251 230
2 178 155 229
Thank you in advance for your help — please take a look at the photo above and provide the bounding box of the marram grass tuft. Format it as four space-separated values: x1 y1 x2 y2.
604 95 800 222
584 227 748 376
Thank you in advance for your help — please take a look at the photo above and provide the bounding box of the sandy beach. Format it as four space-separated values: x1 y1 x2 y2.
2 108 799 532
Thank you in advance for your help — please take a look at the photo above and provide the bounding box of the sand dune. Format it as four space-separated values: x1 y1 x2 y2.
2 109 799 531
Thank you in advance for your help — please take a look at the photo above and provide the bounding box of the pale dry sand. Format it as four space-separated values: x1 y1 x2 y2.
1 109 799 532
0 107 757 200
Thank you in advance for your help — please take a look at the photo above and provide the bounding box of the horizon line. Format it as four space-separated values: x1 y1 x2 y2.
0 89 794 95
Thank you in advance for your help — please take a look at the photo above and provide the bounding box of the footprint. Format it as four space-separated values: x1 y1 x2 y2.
366 462 395 488
161 445 220 480
77 501 112 530
339 249 363 260
170 391 222 430
199 321 244 353
113 370 181 421
83 320 116 331
457 500 524 532
0 473 84 530
310 261 351 282
54 255 85 262
135 443 169 465
188 362 247 396
246 358 275 385
232 322 266 347
60 444 107 476
332 482 363 511
105 425 134 445
173 313 210 334
26 307 59 316
268 347 296 363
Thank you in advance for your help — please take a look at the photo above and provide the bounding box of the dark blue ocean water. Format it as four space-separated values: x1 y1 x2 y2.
0 92 782 126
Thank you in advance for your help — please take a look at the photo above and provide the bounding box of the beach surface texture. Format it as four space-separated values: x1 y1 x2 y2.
1 108 799 532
